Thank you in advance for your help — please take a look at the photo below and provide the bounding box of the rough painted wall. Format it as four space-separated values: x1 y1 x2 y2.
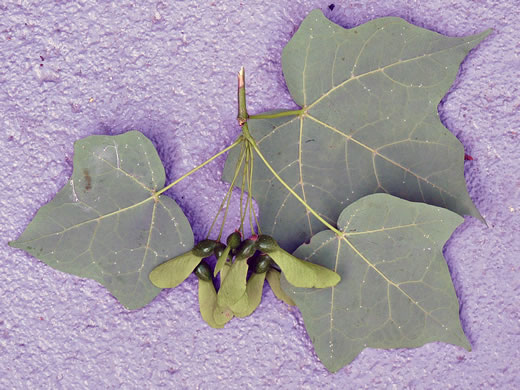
1 0 519 388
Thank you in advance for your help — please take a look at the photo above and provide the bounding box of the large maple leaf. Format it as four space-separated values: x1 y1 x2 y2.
224 9 490 252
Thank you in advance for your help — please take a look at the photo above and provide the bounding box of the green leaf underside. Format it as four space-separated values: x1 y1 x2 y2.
224 10 490 252
9 131 193 310
149 251 201 289
280 193 469 372
270 248 340 288
266 269 296 306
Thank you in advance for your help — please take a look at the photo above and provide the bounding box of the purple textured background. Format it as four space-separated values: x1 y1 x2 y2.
1 0 519 388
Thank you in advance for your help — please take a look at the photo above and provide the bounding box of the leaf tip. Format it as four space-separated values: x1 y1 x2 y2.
460 334 472 352
481 27 494 39
308 8 325 19
467 205 486 226
467 27 493 49
7 239 26 251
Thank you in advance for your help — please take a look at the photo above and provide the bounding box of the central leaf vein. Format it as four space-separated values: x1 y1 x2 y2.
337 233 463 342
299 117 313 237
307 33 486 110
306 114 457 198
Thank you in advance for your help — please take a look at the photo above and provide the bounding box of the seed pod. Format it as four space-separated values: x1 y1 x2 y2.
194 260 212 282
232 271 267 318
217 259 249 308
235 239 257 260
256 235 278 253
198 275 225 329
269 248 340 288
214 245 232 277
193 239 217 257
266 269 296 306
254 254 272 274
213 242 226 259
149 251 201 289
226 231 242 250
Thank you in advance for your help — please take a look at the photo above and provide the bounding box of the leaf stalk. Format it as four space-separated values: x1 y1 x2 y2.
155 138 242 197
248 109 304 120
249 139 342 236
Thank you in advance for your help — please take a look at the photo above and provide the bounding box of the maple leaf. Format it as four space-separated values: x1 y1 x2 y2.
10 131 193 309
224 9 490 252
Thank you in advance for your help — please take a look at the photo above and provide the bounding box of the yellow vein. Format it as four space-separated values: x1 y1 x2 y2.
306 115 456 198
302 39 311 106
299 117 313 237
350 22 384 77
139 200 157 274
94 152 154 193
337 233 465 343
308 34 487 110
328 239 341 337
256 115 300 145
341 220 444 236
16 141 241 245
139 141 158 190
257 128 463 341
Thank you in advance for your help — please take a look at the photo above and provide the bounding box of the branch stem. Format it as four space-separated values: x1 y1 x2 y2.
248 109 304 120
237 67 248 125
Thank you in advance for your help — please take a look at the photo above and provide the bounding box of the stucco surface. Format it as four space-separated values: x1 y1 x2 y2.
1 0 519 388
